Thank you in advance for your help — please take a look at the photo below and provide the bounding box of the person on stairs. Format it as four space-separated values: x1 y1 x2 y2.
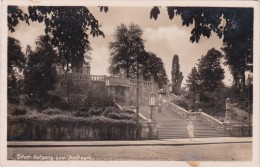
187 122 194 141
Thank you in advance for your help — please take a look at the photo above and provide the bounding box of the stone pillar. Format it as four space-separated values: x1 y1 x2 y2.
86 65 91 84
149 106 153 119
225 98 232 123
195 94 200 103
151 75 154 82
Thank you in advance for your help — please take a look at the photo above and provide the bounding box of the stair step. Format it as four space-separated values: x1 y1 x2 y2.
136 103 228 139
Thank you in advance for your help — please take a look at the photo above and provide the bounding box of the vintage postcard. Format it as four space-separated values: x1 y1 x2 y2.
1 0 259 167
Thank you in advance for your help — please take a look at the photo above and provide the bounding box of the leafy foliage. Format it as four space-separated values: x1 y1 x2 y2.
150 7 253 90
143 52 168 88
42 108 62 115
99 6 109 13
24 35 58 101
185 48 225 116
109 23 168 87
150 7 160 20
8 114 136 140
8 6 104 71
171 55 183 94
197 48 224 93
186 67 200 95
8 37 26 96
83 90 114 109
10 107 28 116
8 6 29 32
108 23 145 78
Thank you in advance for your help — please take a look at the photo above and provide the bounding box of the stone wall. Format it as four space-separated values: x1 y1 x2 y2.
107 77 158 106
56 70 159 107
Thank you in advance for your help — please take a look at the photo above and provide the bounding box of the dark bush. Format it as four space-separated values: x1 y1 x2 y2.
8 96 20 104
73 111 90 118
11 107 27 116
25 92 68 110
102 107 119 117
107 112 135 120
44 93 68 110
25 97 40 107
8 114 136 141
42 108 62 115
173 99 189 110
124 109 135 114
89 108 102 116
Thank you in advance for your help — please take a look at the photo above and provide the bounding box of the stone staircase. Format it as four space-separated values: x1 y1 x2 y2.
139 104 229 139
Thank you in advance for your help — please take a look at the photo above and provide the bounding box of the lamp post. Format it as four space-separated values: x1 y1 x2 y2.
105 76 112 103
149 91 156 119
225 98 231 123
105 76 110 87
148 91 156 139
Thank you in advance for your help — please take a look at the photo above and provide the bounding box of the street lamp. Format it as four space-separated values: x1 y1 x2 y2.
105 76 112 103
149 91 156 119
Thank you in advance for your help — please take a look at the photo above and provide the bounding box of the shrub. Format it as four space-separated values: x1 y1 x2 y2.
8 114 136 141
124 109 135 114
25 98 40 107
42 108 62 115
89 108 102 116
107 112 135 120
8 96 20 104
44 92 68 110
11 107 27 116
173 99 189 110
73 111 90 118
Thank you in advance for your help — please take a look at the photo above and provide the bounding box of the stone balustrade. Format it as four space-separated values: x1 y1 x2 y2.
166 102 252 136
198 112 225 132
129 79 156 88
91 75 105 81
58 73 89 80
166 102 189 118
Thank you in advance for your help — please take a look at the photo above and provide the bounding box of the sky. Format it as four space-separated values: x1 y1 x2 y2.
9 6 233 86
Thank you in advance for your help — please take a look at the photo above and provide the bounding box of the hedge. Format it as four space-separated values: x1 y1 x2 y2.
8 114 139 141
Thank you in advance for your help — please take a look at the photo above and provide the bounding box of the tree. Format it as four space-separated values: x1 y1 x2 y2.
197 48 224 93
8 37 26 96
150 7 253 90
8 6 104 72
143 52 168 88
171 55 183 94
186 67 200 95
108 23 145 78
24 35 57 101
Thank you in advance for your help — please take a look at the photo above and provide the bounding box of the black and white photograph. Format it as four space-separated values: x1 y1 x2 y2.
1 0 259 167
